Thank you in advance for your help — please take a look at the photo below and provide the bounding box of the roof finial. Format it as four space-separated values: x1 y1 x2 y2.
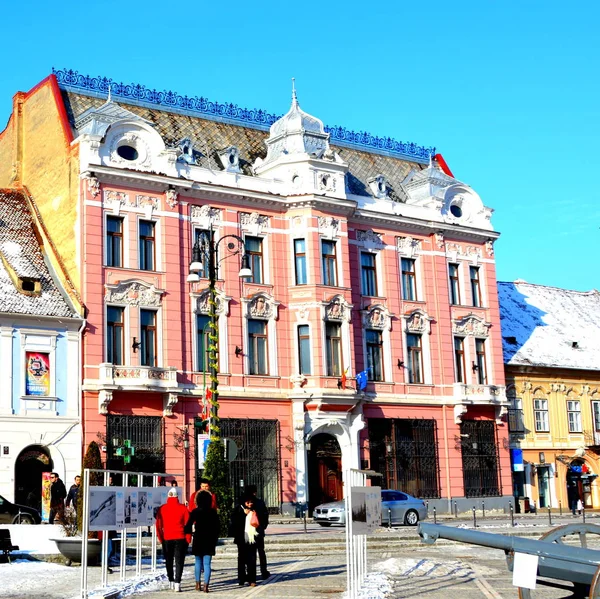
428 151 433 168
107 84 112 103
291 77 298 107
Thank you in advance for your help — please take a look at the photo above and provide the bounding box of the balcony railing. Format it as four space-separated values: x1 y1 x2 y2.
453 383 507 404
99 363 179 390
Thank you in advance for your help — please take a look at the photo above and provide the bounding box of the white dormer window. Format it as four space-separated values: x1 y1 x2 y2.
217 146 242 173
368 175 388 199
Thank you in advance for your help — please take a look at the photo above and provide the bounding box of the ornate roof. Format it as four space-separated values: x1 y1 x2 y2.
0 189 78 318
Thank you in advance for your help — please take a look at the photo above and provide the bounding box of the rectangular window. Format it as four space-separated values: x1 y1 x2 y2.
325 322 342 377
140 309 157 367
470 266 482 307
297 325 311 375
294 239 307 285
475 338 487 384
401 258 417 301
106 306 124 365
508 397 525 433
567 400 582 433
534 398 549 432
366 329 383 381
593 401 600 444
248 319 268 375
139 220 156 271
194 229 211 279
406 333 423 384
454 337 466 383
196 314 210 372
322 240 338 286
25 352 51 396
106 216 123 268
245 236 263 284
361 253 378 296
449 263 460 305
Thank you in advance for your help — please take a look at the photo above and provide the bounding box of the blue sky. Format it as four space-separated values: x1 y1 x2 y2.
1 2 598 291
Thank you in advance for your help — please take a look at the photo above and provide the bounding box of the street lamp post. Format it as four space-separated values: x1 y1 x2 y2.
187 230 251 441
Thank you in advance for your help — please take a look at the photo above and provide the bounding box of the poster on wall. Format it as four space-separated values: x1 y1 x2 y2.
124 489 138 527
41 472 53 523
25 352 50 396
89 487 125 531
350 486 381 536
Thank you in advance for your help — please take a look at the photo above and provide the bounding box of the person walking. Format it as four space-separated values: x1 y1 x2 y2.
230 494 260 587
156 488 191 592
65 475 81 509
49 472 67 524
185 491 220 592
246 485 270 579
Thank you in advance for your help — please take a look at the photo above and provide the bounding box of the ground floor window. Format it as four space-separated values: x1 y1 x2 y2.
368 418 440 498
107 415 164 477
216 418 281 513
459 420 501 497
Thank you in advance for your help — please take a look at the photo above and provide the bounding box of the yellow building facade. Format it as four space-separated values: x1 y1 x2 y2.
499 281 600 512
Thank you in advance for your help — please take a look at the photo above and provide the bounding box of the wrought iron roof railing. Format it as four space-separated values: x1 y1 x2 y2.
52 68 435 162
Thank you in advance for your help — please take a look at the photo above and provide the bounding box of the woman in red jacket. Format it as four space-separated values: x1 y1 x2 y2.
156 488 191 592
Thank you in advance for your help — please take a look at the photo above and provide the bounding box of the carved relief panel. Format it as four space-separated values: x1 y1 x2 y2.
361 304 391 330
452 314 491 337
104 281 164 306
324 295 352 322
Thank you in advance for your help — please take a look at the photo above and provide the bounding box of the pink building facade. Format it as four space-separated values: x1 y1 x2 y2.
1 71 511 514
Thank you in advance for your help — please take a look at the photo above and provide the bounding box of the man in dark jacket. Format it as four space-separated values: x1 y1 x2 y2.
49 472 67 524
247 485 270 579
65 475 81 509
156 488 191 592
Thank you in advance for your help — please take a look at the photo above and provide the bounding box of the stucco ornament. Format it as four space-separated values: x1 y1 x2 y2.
452 314 491 337
104 190 128 215
84 173 100 198
105 281 164 307
396 235 421 257
163 393 179 417
356 229 384 250
324 295 352 322
98 390 113 415
241 212 269 236
194 288 228 316
165 187 179 209
318 216 340 238
362 304 391 331
434 232 445 249
248 294 277 320
485 239 495 257
317 172 336 192
405 310 430 334
190 204 221 228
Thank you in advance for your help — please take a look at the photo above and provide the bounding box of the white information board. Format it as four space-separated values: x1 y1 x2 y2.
350 486 381 536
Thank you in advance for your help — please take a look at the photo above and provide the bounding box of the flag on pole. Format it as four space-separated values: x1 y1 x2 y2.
356 370 369 391
340 367 348 390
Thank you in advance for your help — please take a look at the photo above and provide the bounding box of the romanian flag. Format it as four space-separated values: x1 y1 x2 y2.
340 367 349 390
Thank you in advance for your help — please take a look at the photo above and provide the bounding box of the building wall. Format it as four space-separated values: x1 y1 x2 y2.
506 367 600 509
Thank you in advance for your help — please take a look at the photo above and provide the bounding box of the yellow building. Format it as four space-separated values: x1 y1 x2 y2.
499 281 600 512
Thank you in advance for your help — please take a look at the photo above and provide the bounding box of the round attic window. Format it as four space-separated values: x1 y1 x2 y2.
117 145 139 161
450 204 463 218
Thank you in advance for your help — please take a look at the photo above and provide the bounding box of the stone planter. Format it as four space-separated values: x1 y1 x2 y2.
52 538 101 566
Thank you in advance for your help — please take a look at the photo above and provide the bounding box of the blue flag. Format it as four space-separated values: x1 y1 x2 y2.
356 370 369 391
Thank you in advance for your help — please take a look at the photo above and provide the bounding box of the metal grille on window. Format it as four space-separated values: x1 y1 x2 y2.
219 418 281 514
107 415 164 479
459 420 501 498
368 418 440 498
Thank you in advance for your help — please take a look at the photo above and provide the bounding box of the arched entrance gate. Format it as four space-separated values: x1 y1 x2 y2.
15 445 53 512
307 433 343 512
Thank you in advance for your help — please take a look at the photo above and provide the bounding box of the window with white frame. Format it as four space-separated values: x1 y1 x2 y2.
366 329 383 381
508 396 525 433
454 337 466 383
196 314 210 372
245 236 264 284
294 239 307 285
361 252 378 296
567 400 582 433
401 258 417 301
106 306 125 365
534 398 549 432
106 215 124 267
475 338 487 384
297 325 311 375
470 266 482 307
325 322 342 377
248 319 268 375
448 263 460 305
406 333 423 384
193 229 211 279
140 309 157 367
139 220 156 271
322 240 338 286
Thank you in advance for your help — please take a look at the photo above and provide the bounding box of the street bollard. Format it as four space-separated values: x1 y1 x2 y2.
548 506 552 526
510 502 515 527
472 506 477 528
454 501 458 518
303 506 307 533
482 500 485 520
388 508 392 529
559 500 562 517
583 507 586 523
433 507 437 524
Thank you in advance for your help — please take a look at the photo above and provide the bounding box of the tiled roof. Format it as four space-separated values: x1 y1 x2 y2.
61 91 423 199
498 281 600 371
0 189 77 318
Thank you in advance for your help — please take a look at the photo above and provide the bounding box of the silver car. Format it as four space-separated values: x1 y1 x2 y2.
313 489 427 527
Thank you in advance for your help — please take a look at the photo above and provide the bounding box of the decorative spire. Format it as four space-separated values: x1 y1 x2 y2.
291 77 298 107
107 83 112 103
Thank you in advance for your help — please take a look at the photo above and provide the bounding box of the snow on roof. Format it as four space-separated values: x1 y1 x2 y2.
498 281 600 371
0 189 77 318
